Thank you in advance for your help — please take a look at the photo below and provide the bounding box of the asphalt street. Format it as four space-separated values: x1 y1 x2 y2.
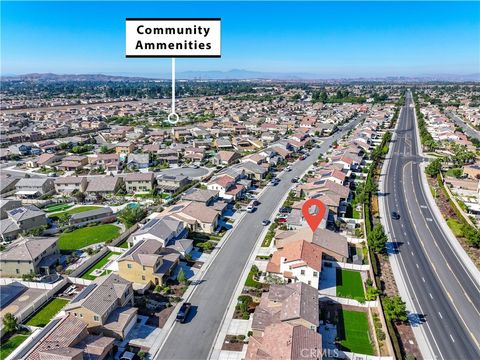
155 116 364 360
383 93 480 359
447 111 480 141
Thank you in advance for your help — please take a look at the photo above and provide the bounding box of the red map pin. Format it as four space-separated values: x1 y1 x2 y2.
302 198 327 232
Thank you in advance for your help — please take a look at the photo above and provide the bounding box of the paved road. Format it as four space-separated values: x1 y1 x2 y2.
155 116 364 360
383 92 480 359
447 111 480 141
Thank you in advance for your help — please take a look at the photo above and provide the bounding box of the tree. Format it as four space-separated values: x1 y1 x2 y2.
72 190 86 203
118 206 147 228
383 295 408 322
57 213 71 227
2 313 18 333
367 223 388 253
177 267 187 284
463 226 480 248
425 159 442 178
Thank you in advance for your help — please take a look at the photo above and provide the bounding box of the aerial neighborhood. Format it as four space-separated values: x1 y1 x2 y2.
0 80 478 360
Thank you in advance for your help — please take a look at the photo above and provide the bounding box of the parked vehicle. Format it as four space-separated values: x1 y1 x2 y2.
286 166 292 172
277 218 287 223
262 219 270 226
246 201 256 213
176 302 192 323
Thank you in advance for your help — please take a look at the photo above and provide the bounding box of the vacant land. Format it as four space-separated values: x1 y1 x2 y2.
0 334 29 359
337 310 374 355
336 269 365 301
26 298 69 327
58 224 120 250
81 251 121 280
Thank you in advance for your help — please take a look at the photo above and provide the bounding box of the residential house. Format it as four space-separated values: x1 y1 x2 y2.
85 176 123 196
89 153 121 172
23 314 115 360
0 199 21 219
245 322 322 360
251 282 319 337
0 175 19 195
123 172 155 193
115 142 135 155
0 205 48 241
267 239 323 287
157 174 190 194
131 216 186 247
117 238 181 288
64 273 137 340
164 201 220 234
54 176 88 194
58 155 88 172
127 153 150 169
0 237 61 276
182 188 219 205
15 178 54 198
212 150 242 166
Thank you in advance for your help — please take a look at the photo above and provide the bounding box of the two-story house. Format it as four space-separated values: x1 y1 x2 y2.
64 273 137 339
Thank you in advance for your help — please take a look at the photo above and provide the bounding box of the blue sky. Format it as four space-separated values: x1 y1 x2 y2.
1 1 479 77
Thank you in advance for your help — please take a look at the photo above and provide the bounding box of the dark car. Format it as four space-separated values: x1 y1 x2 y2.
279 207 291 214
262 219 270 226
391 211 401 220
176 302 192 323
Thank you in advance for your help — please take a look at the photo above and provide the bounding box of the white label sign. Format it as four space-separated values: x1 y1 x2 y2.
126 18 221 58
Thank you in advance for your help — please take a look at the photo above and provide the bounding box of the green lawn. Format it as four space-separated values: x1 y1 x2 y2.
0 334 29 359
26 298 69 327
245 268 262 288
81 251 121 280
58 224 121 251
44 203 73 213
337 310 374 355
353 209 362 219
336 269 365 301
447 218 464 237
118 241 130 248
48 205 101 220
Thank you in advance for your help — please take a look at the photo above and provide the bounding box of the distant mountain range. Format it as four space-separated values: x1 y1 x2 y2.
2 70 479 82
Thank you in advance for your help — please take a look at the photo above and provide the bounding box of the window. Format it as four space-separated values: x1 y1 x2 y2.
142 275 146 281
94 315 100 321
16 269 20 274
308 280 311 285
313 271 318 277
127 264 132 269
74 313 77 317
80 314 83 318
300 269 305 275
142 266 146 271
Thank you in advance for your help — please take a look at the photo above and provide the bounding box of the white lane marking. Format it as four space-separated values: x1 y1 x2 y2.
416 263 419 269
429 293 433 299
438 312 443 319
450 334 455 343
411 251 414 256
420 205 427 209
422 277 426 283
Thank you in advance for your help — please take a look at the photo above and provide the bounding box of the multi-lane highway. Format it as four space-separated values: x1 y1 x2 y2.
382 92 480 359
154 116 364 360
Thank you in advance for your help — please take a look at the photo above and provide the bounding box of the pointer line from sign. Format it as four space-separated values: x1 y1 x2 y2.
167 58 179 124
